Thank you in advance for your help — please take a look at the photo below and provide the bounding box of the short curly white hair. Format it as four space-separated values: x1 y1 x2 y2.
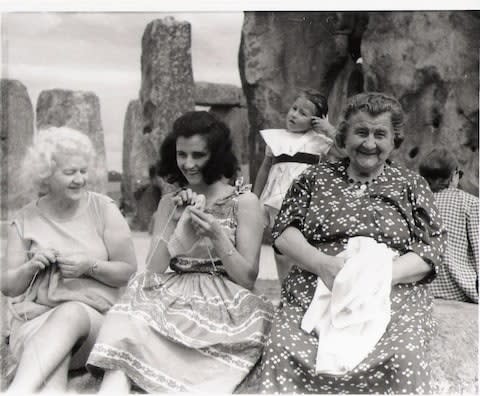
22 126 95 193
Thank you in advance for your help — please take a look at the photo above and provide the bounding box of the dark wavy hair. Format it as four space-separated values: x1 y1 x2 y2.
298 89 328 118
157 111 239 186
418 147 459 193
335 92 405 149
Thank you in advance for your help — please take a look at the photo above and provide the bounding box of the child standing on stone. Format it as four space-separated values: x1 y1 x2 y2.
253 89 341 282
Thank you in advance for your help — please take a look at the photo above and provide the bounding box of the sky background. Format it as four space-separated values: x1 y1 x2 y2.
2 12 244 172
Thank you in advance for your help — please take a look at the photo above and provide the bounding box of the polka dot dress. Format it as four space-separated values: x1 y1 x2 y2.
256 159 447 394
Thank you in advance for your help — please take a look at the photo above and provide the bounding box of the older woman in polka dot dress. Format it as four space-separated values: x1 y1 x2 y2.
254 93 447 394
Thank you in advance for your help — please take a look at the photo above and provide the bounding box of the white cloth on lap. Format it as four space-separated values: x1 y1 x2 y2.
301 236 397 375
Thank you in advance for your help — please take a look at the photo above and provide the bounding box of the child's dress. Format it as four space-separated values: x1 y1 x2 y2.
259 128 333 227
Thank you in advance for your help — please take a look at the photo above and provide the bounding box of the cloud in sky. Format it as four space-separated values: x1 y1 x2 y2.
3 12 244 171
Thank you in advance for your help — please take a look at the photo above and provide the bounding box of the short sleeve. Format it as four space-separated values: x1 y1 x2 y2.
271 167 315 242
406 175 447 282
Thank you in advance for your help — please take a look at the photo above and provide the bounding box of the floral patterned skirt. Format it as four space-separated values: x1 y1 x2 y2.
87 270 274 393
255 266 436 394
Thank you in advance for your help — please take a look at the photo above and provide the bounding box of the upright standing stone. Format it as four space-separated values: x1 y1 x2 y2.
209 106 250 183
239 12 367 181
362 11 479 195
122 99 158 217
140 17 195 154
36 89 108 194
0 79 34 216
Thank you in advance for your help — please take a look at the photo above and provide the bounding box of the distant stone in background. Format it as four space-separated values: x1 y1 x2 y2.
197 82 250 183
0 79 35 216
140 16 195 155
209 106 250 184
239 11 366 180
195 81 246 107
1 79 35 216
36 89 108 194
122 99 158 217
362 11 479 196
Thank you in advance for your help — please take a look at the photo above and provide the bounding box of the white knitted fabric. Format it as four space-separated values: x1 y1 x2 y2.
301 236 397 375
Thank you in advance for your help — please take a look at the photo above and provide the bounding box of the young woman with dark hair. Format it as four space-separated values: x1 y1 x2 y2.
87 111 273 393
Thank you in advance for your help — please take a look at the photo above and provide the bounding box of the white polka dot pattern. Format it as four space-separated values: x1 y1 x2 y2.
256 159 447 394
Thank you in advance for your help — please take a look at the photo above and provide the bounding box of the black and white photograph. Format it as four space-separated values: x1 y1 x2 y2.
0 1 478 394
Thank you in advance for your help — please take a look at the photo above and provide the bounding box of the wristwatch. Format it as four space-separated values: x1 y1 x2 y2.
89 260 99 276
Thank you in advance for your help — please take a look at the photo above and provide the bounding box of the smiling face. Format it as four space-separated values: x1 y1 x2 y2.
344 111 395 177
286 95 317 133
48 153 89 201
176 134 211 186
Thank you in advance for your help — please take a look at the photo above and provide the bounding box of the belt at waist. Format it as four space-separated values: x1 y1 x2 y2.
272 152 320 165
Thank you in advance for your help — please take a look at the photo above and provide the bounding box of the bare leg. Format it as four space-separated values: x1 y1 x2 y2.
8 302 90 393
99 369 131 394
275 252 293 286
39 355 70 393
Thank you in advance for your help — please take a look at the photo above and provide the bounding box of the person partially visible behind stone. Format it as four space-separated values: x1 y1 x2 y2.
419 147 478 303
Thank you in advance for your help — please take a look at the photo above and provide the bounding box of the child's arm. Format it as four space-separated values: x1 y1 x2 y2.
311 116 336 139
253 155 273 197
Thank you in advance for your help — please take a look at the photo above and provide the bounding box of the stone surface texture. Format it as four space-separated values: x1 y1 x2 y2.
362 11 479 196
1 80 35 215
36 89 108 194
239 11 479 197
209 106 250 183
140 17 195 155
195 81 246 107
239 11 367 179
121 99 158 215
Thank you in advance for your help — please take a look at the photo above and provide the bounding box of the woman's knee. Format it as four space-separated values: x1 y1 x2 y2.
48 302 91 336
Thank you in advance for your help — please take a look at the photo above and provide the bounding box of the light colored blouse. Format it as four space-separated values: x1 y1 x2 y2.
9 192 120 322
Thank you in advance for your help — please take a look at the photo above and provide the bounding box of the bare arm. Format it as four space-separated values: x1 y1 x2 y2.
1 223 56 297
274 226 344 290
391 252 432 285
89 202 138 287
145 195 178 274
189 192 264 289
253 156 273 197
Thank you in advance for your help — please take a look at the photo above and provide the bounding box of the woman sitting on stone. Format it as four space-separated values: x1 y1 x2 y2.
419 147 478 303
3 127 137 393
87 111 274 393
254 92 446 394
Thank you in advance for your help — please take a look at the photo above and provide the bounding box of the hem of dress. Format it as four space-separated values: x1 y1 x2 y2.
87 348 193 393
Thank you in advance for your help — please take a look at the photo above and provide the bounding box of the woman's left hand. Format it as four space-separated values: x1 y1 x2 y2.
188 206 223 240
56 253 92 278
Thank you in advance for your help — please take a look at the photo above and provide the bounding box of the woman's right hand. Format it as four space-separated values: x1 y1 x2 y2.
322 255 346 290
172 189 206 219
28 248 58 271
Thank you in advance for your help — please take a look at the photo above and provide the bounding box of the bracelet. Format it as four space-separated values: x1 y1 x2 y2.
89 260 99 276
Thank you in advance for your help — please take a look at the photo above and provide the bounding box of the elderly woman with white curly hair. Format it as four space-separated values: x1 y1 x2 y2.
2 126 137 393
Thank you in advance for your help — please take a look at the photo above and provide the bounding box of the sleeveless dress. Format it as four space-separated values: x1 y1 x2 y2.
87 188 274 393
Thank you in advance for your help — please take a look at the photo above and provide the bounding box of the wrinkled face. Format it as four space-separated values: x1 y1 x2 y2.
48 153 89 201
176 134 211 186
286 96 317 133
344 111 395 176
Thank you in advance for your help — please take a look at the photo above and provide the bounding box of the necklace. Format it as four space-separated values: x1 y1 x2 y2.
346 165 384 198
